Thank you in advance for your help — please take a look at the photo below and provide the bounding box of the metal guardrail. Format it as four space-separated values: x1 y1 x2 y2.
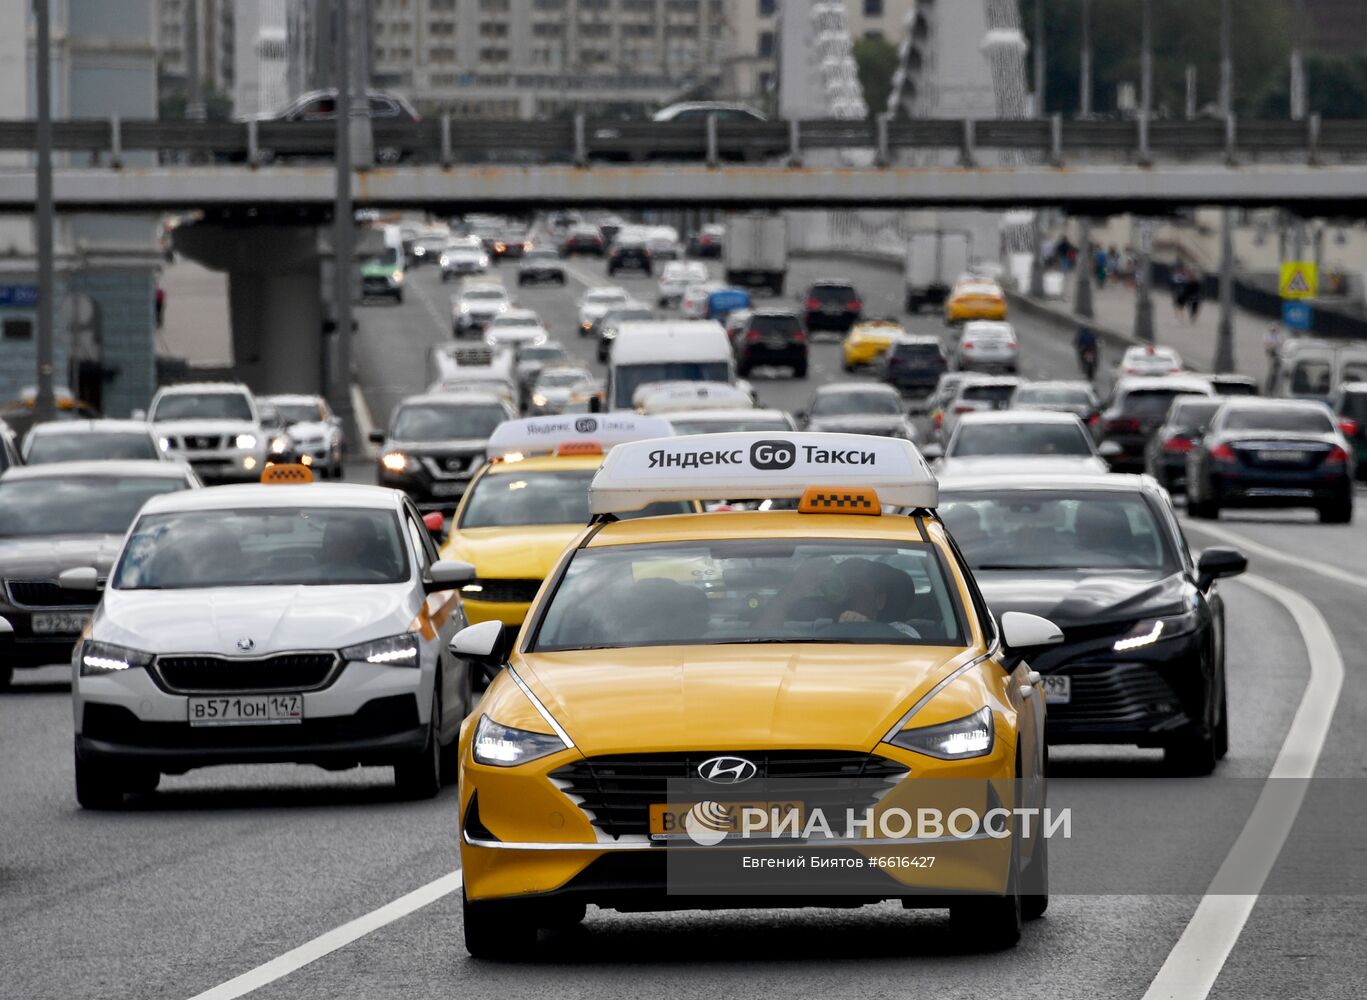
0 115 1359 168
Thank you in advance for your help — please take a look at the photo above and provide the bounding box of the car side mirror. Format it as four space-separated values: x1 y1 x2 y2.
58 567 101 592
1098 440 1124 458
450 620 508 680
920 443 943 460
1196 547 1247 591
368 429 386 444
1000 611 1063 651
425 559 475 593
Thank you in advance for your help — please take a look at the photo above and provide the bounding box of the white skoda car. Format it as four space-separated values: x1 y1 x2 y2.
69 476 476 808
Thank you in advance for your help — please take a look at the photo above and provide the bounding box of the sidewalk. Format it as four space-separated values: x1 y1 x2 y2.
1009 271 1275 384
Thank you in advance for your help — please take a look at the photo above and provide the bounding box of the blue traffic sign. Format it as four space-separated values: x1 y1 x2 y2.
0 285 38 307
1282 299 1313 332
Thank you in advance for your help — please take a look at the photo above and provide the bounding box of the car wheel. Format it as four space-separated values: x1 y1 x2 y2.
376 146 402 165
394 694 442 800
1214 678 1229 760
74 751 126 810
950 836 1022 949
1319 496 1353 524
1020 825 1049 921
462 889 538 960
0 664 12 690
793 364 808 379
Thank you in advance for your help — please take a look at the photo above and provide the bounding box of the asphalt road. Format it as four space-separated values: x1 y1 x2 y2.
3 250 1365 1000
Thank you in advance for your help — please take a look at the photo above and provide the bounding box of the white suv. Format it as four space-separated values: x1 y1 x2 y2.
148 382 268 484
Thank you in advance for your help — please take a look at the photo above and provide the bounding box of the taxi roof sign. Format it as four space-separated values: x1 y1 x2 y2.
589 432 938 513
633 381 753 414
485 414 674 460
261 463 314 484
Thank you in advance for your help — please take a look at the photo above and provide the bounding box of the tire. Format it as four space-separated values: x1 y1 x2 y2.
792 363 808 379
1186 493 1218 520
1213 678 1229 760
376 147 402 165
393 290 404 304
462 889 538 960
1165 725 1218 776
394 694 441 800
74 751 125 810
950 837 1022 950
1319 495 1353 524
0 664 12 690
1021 827 1049 920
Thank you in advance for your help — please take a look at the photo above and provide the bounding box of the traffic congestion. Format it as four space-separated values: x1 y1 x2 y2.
4 210 1366 998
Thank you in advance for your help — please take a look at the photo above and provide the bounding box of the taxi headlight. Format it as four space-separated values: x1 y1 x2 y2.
472 714 566 767
234 433 258 450
80 640 153 676
341 632 421 666
380 451 413 473
1112 610 1199 652
887 706 994 760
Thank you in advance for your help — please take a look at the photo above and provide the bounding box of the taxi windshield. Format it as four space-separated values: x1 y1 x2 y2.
112 508 410 589
461 469 689 528
531 539 966 650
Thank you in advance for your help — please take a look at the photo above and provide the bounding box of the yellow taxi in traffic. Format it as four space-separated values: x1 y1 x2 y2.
841 319 909 372
438 414 683 628
944 278 1008 325
451 432 1061 958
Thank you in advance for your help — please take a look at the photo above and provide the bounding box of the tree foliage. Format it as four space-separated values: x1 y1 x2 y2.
853 35 900 119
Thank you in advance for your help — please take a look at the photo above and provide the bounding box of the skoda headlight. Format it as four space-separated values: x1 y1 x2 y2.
1113 610 1200 652
472 714 566 767
888 706 995 760
80 640 154 677
341 632 420 666
234 433 258 450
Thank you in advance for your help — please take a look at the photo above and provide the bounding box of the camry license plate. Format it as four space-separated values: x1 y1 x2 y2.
1258 450 1307 462
188 694 304 726
649 801 804 841
1042 675 1071 704
31 611 90 635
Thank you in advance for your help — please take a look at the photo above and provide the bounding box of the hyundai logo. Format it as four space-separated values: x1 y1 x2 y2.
236 637 255 652
697 756 758 785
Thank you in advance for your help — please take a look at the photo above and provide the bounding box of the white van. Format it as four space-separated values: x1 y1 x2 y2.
1273 339 1367 403
607 320 735 411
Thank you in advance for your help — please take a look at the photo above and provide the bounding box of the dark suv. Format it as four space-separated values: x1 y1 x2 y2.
370 392 515 510
607 238 652 277
1332 381 1367 478
802 280 862 335
732 310 808 378
878 337 948 407
1097 378 1215 473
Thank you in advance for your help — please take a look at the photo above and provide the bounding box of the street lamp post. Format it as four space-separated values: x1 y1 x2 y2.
1079 0 1092 117
1033 0 1046 116
34 0 56 424
1133 0 1154 343
1214 0 1237 373
331 0 356 452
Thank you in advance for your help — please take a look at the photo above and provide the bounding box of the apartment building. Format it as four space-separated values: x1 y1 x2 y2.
369 0 725 118
156 0 234 103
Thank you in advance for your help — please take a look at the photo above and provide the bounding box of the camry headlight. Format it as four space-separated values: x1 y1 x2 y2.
235 433 258 450
341 632 420 666
887 706 994 760
1112 610 1199 652
380 451 413 473
472 714 566 767
80 640 154 676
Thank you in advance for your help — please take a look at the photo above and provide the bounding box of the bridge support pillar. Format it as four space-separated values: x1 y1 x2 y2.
172 223 325 395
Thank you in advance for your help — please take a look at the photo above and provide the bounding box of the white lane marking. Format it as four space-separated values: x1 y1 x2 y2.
1182 517 1367 592
559 258 607 290
1142 574 1343 1000
407 271 454 339
187 870 463 1000
350 383 378 459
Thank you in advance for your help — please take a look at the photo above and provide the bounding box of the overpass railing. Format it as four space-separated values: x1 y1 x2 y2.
0 115 1360 168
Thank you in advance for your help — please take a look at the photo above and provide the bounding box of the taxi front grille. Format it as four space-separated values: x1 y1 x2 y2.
467 578 542 603
5 579 100 609
154 652 339 694
550 751 909 839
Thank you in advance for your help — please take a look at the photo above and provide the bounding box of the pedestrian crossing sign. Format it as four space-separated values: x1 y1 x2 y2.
1279 261 1318 300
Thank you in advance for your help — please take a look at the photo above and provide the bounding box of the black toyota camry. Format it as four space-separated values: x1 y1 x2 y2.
938 473 1247 774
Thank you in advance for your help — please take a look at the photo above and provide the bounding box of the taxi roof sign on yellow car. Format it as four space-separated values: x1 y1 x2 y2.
484 414 674 461
260 463 314 484
588 431 937 513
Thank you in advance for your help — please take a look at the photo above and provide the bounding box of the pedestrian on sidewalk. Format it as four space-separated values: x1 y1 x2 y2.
1185 274 1203 323
1094 248 1109 288
1264 324 1285 392
1170 262 1190 320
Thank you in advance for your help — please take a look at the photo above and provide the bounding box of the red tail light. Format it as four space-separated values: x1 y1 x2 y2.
1325 445 1348 466
847 299 862 311
1338 418 1359 437
1162 436 1193 454
961 341 974 350
1087 413 1100 425
745 329 762 342
953 405 975 414
805 297 821 310
1106 418 1141 434
1006 342 1018 350
1209 443 1238 464
792 329 807 342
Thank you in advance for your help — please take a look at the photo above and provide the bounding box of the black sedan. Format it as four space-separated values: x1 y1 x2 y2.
1143 395 1223 494
1185 399 1354 523
370 392 514 510
938 473 1247 774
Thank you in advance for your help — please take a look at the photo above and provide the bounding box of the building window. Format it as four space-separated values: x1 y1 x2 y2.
863 0 883 15
2 318 32 341
758 0 775 15
758 31 774 57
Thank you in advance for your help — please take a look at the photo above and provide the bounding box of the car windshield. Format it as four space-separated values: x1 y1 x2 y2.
273 403 324 424
391 403 506 441
520 347 565 362
537 369 591 388
670 416 791 435
461 470 689 528
950 422 1092 458
532 538 965 650
465 289 506 302
1168 400 1222 431
941 491 1176 572
26 432 158 464
960 384 1016 407
1121 389 1199 420
113 508 409 589
1222 406 1334 434
0 476 186 537
587 290 628 305
811 392 901 416
152 393 253 422
1014 387 1093 407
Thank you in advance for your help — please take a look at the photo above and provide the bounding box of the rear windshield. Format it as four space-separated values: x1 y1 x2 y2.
749 314 801 335
1222 406 1334 434
1338 391 1367 422
811 285 855 302
960 384 1016 406
1120 389 1191 420
27 431 158 464
1168 399 1222 431
1290 360 1332 396
950 422 1092 458
811 391 902 417
1014 387 1093 407
891 343 945 363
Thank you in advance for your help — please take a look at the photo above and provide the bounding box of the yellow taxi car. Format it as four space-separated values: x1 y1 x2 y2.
451 432 1062 957
841 319 909 372
438 414 685 628
944 278 1008 325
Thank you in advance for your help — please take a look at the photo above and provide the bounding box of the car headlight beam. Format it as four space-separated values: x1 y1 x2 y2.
472 714 566 767
235 433 258 450
887 706 995 760
380 451 411 473
80 640 154 676
1112 610 1199 652
340 632 421 666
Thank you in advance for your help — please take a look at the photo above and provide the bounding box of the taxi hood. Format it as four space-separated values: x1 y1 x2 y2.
94 584 417 656
443 524 582 580
516 644 976 755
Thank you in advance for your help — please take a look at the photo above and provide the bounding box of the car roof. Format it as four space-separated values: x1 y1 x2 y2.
141 482 402 514
1219 397 1330 411
260 394 323 405
1 459 187 482
396 391 507 407
956 410 1083 425
808 278 854 287
1015 380 1092 391
661 408 791 422
1115 375 1213 393
26 419 152 436
939 472 1159 494
814 381 899 395
154 381 250 395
